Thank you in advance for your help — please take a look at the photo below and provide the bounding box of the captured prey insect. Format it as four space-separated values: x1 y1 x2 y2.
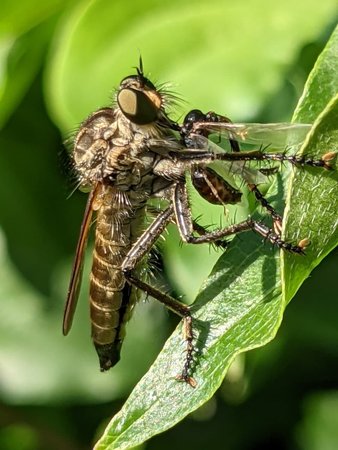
63 60 335 387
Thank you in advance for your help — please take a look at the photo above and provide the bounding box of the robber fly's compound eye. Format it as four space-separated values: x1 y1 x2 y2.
117 88 159 125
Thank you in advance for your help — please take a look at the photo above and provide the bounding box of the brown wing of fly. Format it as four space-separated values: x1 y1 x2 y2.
62 184 99 335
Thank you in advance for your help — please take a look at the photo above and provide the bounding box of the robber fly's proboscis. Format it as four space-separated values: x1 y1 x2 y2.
63 60 336 387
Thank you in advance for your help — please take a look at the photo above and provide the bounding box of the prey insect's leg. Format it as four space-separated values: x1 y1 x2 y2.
173 182 306 253
121 204 196 387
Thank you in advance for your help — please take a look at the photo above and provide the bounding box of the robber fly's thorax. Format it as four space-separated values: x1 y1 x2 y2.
73 107 170 194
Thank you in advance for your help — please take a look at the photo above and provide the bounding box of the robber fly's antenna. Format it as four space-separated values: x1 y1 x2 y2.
137 55 144 76
135 55 146 87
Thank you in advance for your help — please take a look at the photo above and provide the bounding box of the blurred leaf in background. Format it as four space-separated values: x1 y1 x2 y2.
0 0 337 449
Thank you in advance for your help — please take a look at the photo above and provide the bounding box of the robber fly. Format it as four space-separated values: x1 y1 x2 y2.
63 59 334 386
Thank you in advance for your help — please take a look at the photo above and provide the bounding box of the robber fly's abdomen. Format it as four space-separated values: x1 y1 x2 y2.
89 187 141 371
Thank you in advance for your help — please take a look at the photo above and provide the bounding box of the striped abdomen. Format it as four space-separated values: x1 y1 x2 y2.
90 185 143 371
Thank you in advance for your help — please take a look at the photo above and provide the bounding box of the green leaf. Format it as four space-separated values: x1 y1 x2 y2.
0 0 77 127
293 23 338 123
95 24 338 450
0 0 73 36
0 22 53 128
282 94 338 302
282 24 338 302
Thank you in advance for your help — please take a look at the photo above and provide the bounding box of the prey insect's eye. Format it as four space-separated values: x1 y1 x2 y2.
117 88 159 125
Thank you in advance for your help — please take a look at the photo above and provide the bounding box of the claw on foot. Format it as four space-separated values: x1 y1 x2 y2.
175 374 197 388
322 151 337 169
298 237 310 250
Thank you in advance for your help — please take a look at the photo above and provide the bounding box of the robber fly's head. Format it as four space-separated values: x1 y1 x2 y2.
117 67 163 125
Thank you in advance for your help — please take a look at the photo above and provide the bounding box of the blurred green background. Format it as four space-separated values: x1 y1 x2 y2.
1 0 338 449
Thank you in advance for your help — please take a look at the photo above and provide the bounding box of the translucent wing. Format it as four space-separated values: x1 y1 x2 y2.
149 122 312 184
192 122 312 150
62 185 99 335
187 135 270 185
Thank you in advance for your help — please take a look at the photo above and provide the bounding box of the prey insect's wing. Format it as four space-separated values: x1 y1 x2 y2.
192 122 312 150
185 135 270 185
62 185 99 335
149 123 312 154
149 122 312 185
